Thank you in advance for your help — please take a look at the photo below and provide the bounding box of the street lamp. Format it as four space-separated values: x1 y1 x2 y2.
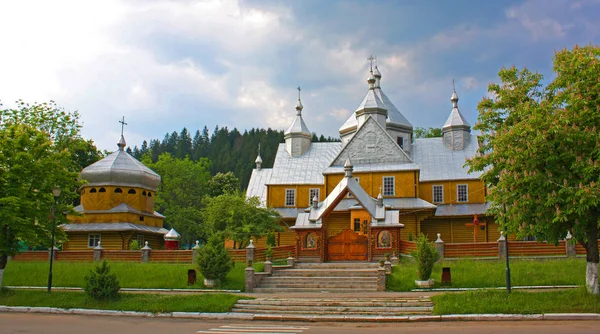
504 204 511 293
48 187 61 293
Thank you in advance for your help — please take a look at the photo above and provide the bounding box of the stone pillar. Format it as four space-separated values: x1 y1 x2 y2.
498 232 507 260
192 240 200 264
246 240 255 263
565 231 576 258
264 260 272 274
435 233 444 261
377 267 387 291
390 252 399 266
141 241 151 263
287 255 295 266
384 260 392 275
93 242 103 262
245 266 255 292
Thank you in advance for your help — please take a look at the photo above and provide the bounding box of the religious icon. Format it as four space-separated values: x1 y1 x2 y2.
305 232 316 249
378 230 391 248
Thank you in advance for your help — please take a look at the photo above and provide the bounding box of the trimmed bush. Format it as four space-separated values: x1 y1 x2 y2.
196 235 233 281
83 261 120 300
416 233 439 281
266 232 276 247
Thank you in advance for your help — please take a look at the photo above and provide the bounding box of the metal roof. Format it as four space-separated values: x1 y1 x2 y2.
266 142 341 185
443 89 470 130
412 136 482 182
246 168 272 207
323 162 420 174
272 207 306 219
355 89 387 112
60 222 168 234
434 203 490 216
80 141 161 191
74 203 165 218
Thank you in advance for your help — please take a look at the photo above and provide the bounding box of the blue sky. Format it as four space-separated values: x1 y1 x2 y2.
1 0 598 151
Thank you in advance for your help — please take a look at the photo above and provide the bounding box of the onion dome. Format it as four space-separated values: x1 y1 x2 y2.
443 84 470 131
442 82 471 151
80 137 161 191
164 228 181 241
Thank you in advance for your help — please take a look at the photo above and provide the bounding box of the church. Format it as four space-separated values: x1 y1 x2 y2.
246 63 497 262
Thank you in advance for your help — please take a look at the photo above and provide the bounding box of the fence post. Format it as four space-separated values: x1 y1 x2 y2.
264 259 272 274
565 231 576 258
435 233 444 261
93 242 103 262
246 240 255 263
192 240 200 264
377 266 387 291
245 262 255 293
48 246 58 261
498 232 507 260
141 241 151 263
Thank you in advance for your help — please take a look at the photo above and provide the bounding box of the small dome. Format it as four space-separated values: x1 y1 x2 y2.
255 154 263 164
80 141 161 191
164 228 181 241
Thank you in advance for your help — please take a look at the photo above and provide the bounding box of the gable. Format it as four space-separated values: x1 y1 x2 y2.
331 116 412 166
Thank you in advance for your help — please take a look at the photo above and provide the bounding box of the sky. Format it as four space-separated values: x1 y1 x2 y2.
1 0 598 152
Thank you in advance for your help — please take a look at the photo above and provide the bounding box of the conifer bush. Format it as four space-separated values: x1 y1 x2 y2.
196 235 233 281
415 233 439 281
83 261 120 300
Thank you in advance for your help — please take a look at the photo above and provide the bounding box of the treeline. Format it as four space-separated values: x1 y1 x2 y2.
127 126 339 189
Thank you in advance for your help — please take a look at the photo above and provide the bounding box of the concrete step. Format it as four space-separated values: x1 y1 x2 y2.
294 262 380 269
260 276 376 283
231 308 432 316
252 287 379 293
236 299 433 307
257 283 378 289
232 304 432 313
270 269 378 277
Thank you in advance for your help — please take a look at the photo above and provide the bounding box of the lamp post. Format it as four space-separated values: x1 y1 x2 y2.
48 187 61 293
504 204 511 293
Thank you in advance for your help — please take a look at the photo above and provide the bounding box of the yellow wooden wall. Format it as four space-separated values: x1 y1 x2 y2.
420 218 500 243
63 232 165 250
81 186 156 213
267 184 324 208
398 214 419 240
324 171 418 198
325 212 351 237
350 209 371 235
419 180 486 204
67 212 163 228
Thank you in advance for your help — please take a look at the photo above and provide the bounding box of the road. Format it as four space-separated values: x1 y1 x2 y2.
1 313 599 334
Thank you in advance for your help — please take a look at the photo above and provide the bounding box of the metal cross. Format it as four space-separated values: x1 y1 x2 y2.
452 78 456 93
119 116 127 136
258 142 261 156
297 86 301 100
367 55 375 70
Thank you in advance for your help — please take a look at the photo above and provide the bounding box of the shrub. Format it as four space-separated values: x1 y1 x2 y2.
415 233 439 281
83 261 120 300
196 235 233 281
265 246 273 260
266 232 276 247
129 240 141 250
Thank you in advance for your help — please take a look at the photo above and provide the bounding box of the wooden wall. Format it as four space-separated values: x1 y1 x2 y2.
63 232 164 250
419 180 486 205
324 171 418 198
267 184 324 208
325 212 351 237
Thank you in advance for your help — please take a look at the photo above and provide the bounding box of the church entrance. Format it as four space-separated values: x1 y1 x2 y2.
327 229 368 261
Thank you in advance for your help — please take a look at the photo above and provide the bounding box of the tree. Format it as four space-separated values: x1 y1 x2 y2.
466 45 600 294
413 127 442 139
207 172 241 197
143 153 212 247
196 234 233 283
0 101 84 289
203 192 281 249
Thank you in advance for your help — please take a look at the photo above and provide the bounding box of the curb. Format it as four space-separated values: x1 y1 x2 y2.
1 306 600 322
5 286 241 293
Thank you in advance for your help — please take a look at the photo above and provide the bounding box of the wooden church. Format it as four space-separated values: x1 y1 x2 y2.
246 62 497 262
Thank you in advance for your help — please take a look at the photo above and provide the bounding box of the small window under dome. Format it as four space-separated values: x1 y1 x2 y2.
99 188 106 193
128 189 136 194
142 191 147 196
148 192 152 197
89 188 97 193
114 188 123 193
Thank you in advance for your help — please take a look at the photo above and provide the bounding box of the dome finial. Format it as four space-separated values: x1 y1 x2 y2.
295 86 303 115
373 56 381 88
255 143 263 170
117 116 127 151
451 78 459 108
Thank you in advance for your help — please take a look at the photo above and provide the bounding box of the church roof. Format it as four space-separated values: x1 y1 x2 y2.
60 222 168 234
284 113 311 136
246 168 272 207
443 88 470 130
74 202 165 218
434 203 490 217
412 136 482 181
355 88 387 112
80 138 161 191
266 142 341 185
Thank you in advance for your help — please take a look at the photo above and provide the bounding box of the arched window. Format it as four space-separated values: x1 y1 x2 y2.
148 192 152 197
114 188 123 193
128 189 136 194
305 232 317 249
99 188 106 193
89 188 97 193
142 191 147 196
377 230 391 249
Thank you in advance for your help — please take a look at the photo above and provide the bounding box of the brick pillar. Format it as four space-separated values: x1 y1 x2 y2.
390 252 399 266
264 260 272 274
141 241 151 263
384 260 392 274
498 232 507 260
565 231 576 258
435 233 444 261
192 240 200 264
245 266 255 292
377 267 387 291
93 242 103 262
287 255 295 266
246 240 255 263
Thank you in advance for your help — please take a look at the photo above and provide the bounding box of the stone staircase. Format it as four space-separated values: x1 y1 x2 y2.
231 297 434 317
253 262 381 293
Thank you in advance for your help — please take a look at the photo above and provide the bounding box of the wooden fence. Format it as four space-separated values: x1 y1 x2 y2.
445 242 499 258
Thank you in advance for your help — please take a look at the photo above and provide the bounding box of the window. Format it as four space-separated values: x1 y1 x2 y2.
99 188 106 193
383 176 395 196
432 185 444 203
285 189 295 206
89 188 97 193
88 234 101 248
353 218 361 232
457 184 468 202
377 230 391 248
309 188 320 205
142 191 147 196
114 188 123 193
396 136 404 149
148 192 152 197
128 189 136 194
136 235 144 246
139 215 144 222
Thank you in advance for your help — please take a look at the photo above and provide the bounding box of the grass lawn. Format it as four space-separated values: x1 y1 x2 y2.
432 288 600 314
3 260 262 291
387 257 586 291
0 289 242 313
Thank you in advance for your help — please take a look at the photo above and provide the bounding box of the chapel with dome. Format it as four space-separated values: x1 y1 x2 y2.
62 133 168 250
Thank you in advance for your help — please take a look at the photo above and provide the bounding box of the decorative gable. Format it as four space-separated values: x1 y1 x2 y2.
331 116 412 166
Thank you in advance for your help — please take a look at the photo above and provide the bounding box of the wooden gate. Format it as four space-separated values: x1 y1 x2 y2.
327 229 368 261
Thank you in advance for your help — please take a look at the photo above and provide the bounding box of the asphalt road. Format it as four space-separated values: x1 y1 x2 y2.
1 314 600 334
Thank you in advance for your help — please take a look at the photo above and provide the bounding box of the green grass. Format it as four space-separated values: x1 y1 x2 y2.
3 260 261 291
387 257 586 291
432 288 600 314
0 289 242 313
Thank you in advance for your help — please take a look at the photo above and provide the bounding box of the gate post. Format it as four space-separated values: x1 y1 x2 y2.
565 231 576 258
435 233 444 261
